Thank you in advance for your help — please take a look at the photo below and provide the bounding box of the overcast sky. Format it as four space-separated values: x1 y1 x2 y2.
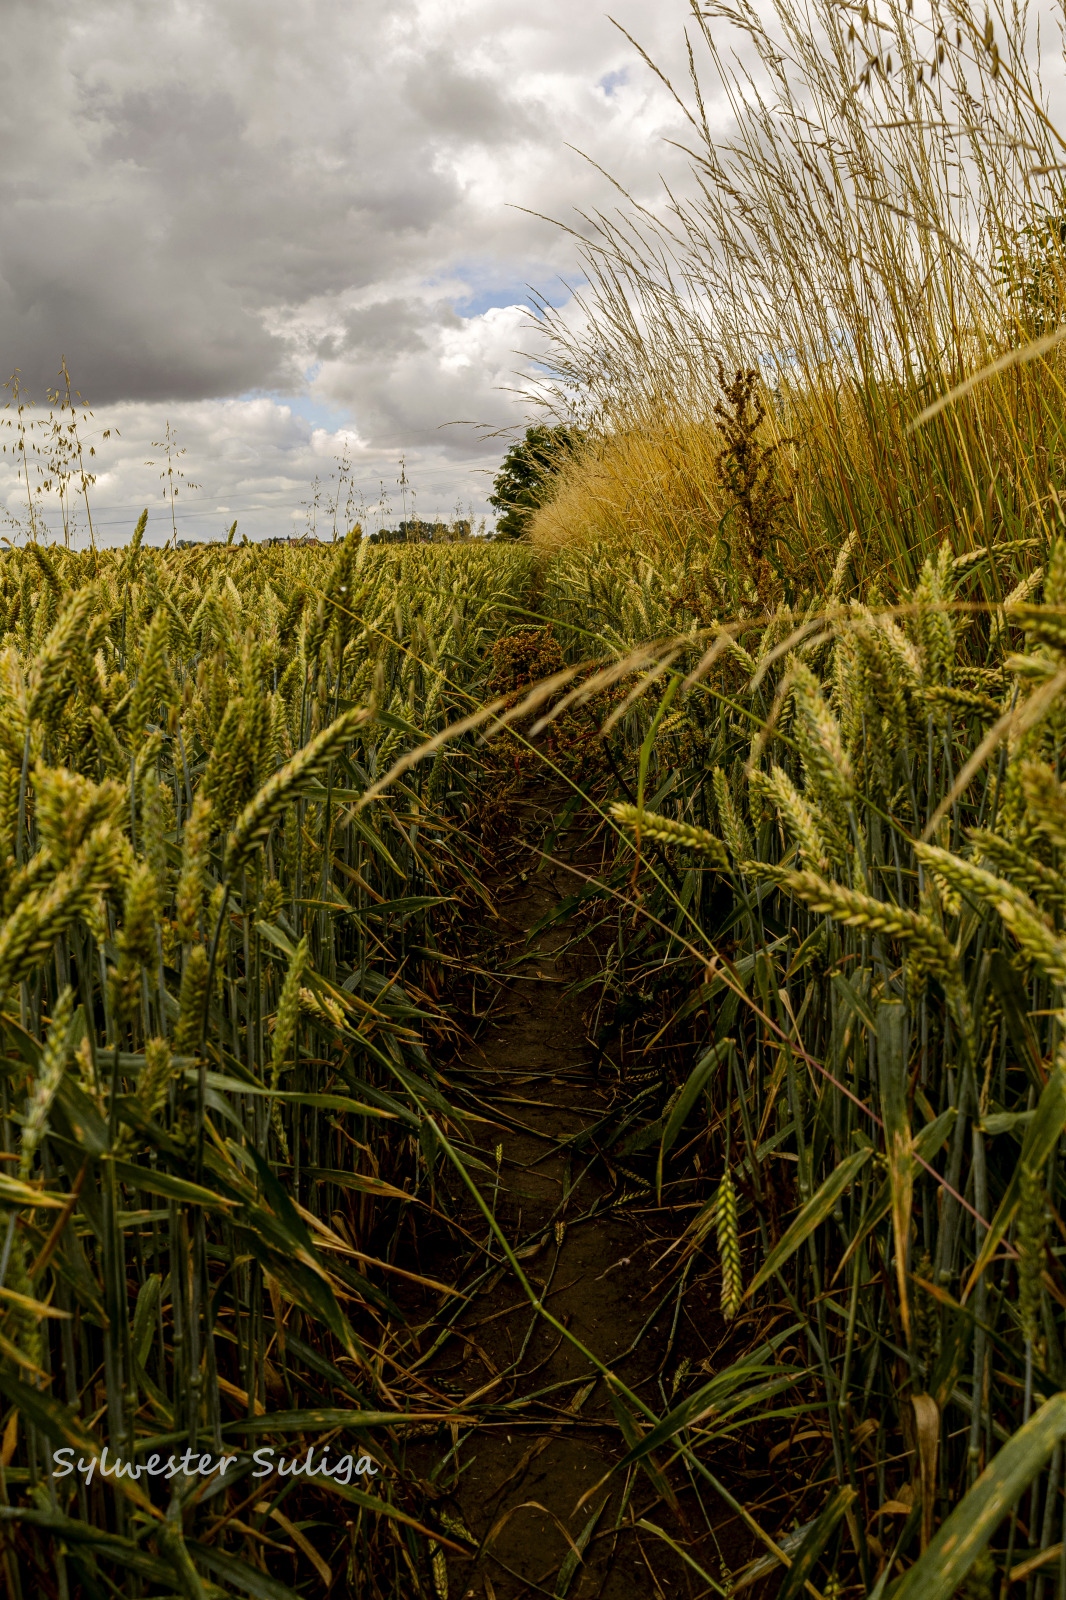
0 0 699 544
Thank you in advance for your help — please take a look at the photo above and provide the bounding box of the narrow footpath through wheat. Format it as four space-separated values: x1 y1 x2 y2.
402 790 752 1600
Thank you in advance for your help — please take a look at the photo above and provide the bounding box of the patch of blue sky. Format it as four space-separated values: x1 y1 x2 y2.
759 329 855 373
287 397 355 433
235 389 354 434
525 279 586 317
598 68 628 96
449 282 534 317
445 271 577 319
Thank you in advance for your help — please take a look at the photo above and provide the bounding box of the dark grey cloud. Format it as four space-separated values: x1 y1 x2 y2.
404 47 541 143
0 0 694 533
326 299 453 360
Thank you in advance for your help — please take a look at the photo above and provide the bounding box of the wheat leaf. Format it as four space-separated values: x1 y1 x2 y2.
893 1394 1066 1600
746 1148 871 1300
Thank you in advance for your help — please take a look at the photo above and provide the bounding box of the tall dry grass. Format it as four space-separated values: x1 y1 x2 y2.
529 0 1066 596
529 418 726 558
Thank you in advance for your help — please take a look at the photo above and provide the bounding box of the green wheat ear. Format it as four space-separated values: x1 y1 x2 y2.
1017 1164 1047 1351
715 1170 742 1320
175 792 212 941
224 703 370 880
911 540 956 686
762 864 955 961
1020 759 1066 850
127 607 172 737
913 841 1050 928
271 935 309 1082
788 658 853 819
18 985 75 1180
610 801 728 866
712 767 754 863
3 1229 39 1368
749 762 838 869
173 943 209 1057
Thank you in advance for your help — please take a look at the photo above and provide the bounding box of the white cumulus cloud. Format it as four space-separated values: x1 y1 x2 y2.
0 0 696 540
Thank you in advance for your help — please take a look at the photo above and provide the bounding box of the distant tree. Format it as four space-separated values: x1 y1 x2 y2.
489 425 582 541
397 518 439 542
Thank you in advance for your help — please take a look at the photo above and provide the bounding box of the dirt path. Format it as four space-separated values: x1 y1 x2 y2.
403 792 749 1599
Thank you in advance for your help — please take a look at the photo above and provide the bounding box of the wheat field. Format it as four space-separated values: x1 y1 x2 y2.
0 528 539 1596
7 0 1066 1593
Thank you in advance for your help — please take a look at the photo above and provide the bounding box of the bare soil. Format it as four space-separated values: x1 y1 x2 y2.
400 790 757 1599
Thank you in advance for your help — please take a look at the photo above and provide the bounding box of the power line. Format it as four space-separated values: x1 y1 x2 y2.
7 490 499 532
12 501 498 545
5 475 499 529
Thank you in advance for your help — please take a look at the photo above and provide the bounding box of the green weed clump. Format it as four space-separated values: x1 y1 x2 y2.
479 625 622 811
0 528 532 1596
